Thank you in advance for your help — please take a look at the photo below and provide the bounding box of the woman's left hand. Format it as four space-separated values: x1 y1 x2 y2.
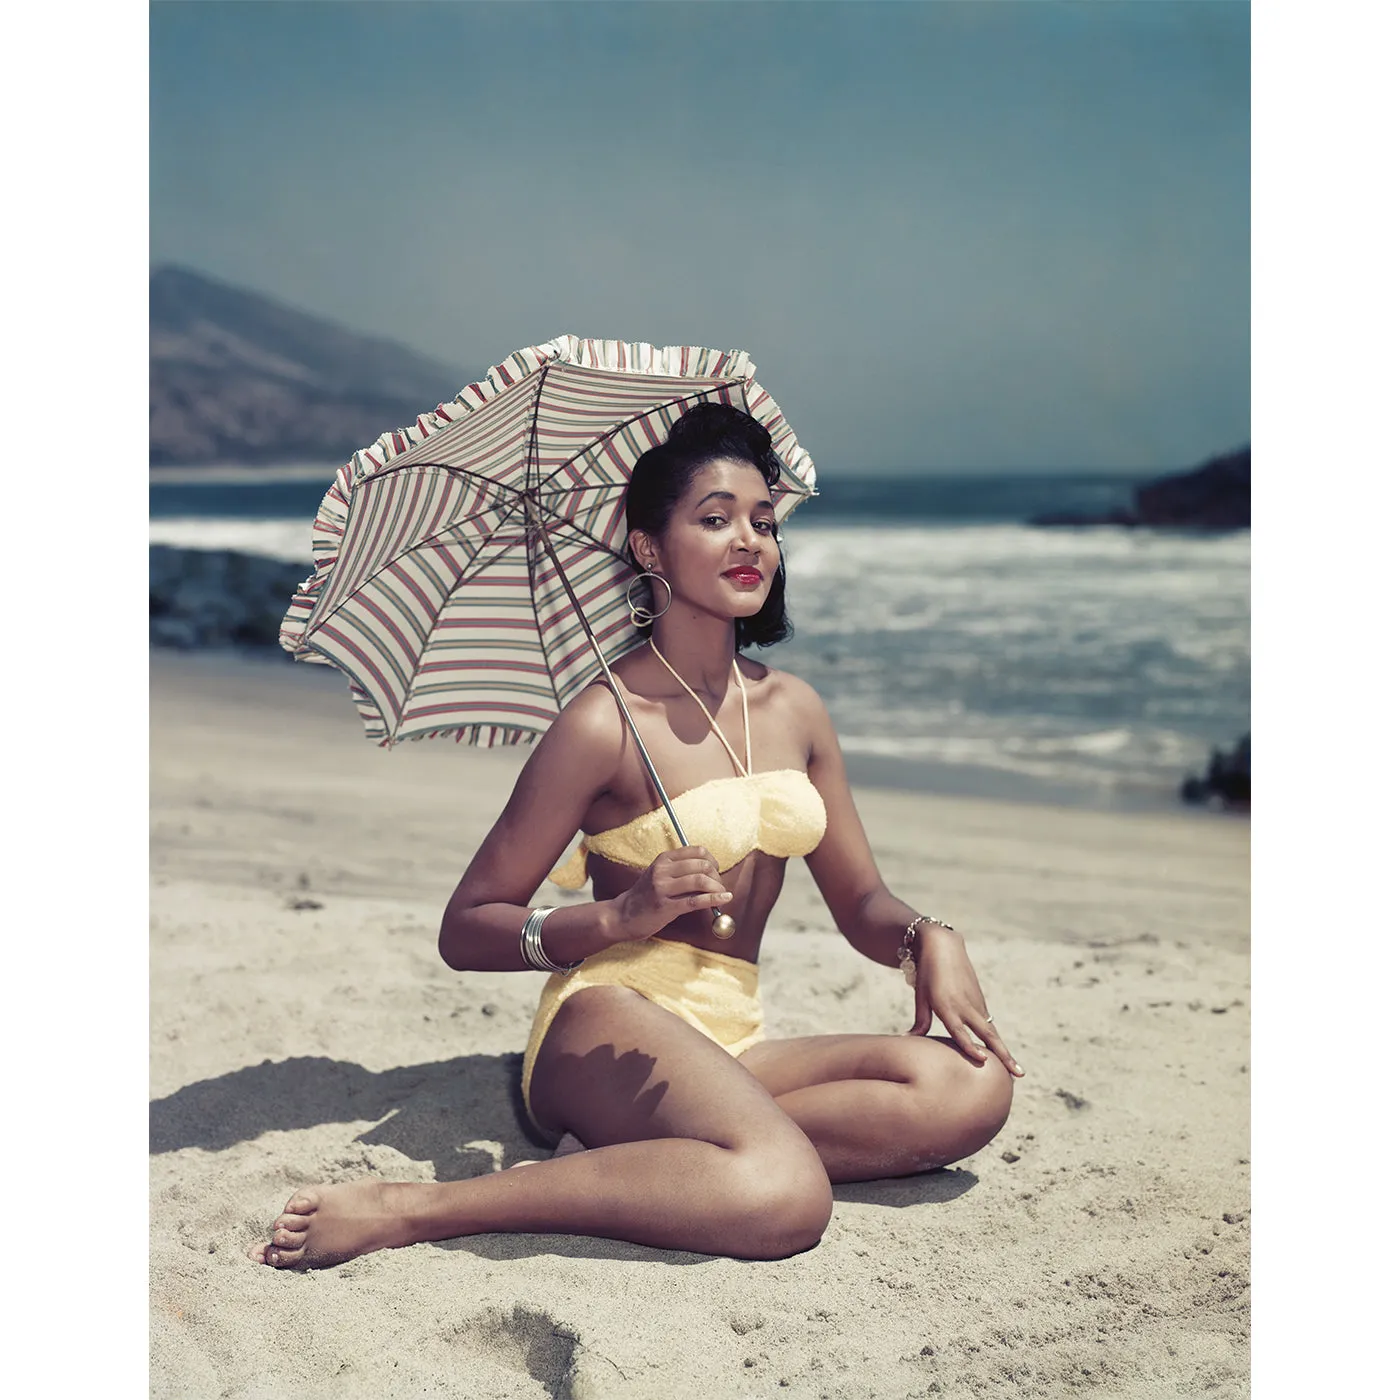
907 924 1024 1077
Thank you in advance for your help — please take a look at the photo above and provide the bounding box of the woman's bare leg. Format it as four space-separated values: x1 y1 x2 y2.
739 1033 1014 1183
249 988 832 1269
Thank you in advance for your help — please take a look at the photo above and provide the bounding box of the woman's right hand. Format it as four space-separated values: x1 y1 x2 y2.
609 846 733 942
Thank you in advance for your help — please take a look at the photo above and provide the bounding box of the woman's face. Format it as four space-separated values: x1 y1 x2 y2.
638 458 779 623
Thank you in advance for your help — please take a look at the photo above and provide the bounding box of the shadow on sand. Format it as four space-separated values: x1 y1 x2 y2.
149 1051 545 1176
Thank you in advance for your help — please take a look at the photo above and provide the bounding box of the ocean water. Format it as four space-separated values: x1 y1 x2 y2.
778 524 1247 807
149 473 1249 810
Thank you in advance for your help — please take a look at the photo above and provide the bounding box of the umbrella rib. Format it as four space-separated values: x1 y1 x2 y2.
530 380 746 497
533 509 631 564
307 495 525 658
362 459 521 506
392 524 539 728
525 362 550 493
365 462 627 508
521 364 560 711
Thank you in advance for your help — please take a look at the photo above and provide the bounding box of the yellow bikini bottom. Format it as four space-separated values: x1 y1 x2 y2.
519 937 765 1138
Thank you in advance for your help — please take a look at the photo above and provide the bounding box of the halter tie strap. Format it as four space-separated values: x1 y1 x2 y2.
648 638 752 777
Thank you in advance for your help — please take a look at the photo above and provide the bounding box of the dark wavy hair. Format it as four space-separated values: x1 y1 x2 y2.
624 402 793 648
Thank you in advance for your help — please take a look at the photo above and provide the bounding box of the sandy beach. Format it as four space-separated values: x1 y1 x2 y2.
150 648 1249 1399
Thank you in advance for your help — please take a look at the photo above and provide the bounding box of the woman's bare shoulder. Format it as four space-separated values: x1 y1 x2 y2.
537 663 666 815
548 673 629 757
740 657 827 713
739 660 834 758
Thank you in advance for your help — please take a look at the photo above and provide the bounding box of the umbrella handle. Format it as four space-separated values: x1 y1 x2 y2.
590 662 737 942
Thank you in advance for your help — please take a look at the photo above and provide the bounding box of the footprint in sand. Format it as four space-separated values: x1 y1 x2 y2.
442 1303 624 1397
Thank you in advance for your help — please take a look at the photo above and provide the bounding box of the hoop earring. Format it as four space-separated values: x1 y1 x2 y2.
626 570 672 627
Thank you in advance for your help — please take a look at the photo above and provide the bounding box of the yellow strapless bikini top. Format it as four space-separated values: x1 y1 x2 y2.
549 768 828 888
548 641 827 890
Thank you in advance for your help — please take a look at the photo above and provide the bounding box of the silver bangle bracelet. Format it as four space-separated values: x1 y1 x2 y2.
520 907 583 975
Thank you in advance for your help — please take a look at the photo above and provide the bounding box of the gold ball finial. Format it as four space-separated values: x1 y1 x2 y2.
711 911 737 939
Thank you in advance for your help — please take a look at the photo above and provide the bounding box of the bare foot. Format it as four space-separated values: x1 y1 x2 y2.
246 1181 423 1270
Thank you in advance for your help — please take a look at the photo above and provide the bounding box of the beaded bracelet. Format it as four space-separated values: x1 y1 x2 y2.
897 914 957 985
520 907 583 975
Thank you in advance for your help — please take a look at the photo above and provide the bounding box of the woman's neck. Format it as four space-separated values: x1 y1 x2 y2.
648 614 738 698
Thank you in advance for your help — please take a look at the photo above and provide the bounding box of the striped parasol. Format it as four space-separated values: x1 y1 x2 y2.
279 334 818 750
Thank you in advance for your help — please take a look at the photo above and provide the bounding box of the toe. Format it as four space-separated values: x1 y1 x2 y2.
246 1242 268 1264
284 1191 319 1215
273 1210 312 1232
272 1227 307 1248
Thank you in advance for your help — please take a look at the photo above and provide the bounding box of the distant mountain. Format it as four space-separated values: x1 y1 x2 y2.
1030 445 1250 530
149 266 468 467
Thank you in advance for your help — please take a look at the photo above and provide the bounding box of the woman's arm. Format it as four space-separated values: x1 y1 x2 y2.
792 677 1022 1076
439 684 626 972
792 674 925 960
439 682 733 972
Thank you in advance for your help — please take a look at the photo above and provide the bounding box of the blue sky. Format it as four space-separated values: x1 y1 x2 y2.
150 1 1249 475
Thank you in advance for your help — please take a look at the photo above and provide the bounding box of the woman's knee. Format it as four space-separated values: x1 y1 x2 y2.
726 1146 833 1259
967 1054 1014 1132
934 1051 1014 1162
895 1038 1014 1166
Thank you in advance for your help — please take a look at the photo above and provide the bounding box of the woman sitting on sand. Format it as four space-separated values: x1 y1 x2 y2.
251 403 1021 1270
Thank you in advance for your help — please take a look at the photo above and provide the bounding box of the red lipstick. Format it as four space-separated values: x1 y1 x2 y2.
723 567 763 586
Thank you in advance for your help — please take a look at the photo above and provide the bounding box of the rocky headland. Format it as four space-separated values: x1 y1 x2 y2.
1031 445 1250 530
149 265 467 467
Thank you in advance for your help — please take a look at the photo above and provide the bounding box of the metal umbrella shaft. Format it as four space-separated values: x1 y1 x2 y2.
530 512 736 937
